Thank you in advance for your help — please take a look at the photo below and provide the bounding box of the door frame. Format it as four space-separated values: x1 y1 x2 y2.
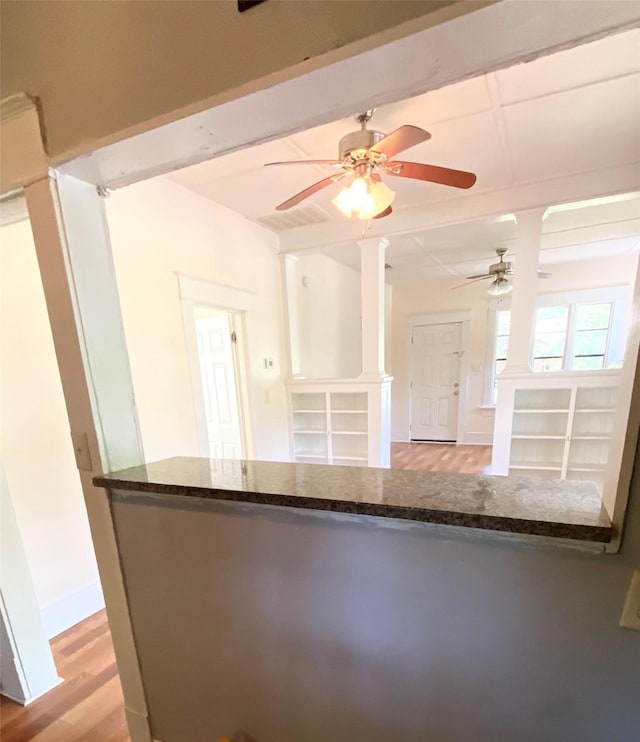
407 311 471 444
178 274 255 459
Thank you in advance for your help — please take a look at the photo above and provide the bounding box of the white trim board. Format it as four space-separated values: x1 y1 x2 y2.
177 273 256 311
40 581 105 640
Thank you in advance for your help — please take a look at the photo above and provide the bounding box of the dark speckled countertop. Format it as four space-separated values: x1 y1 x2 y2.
94 457 612 543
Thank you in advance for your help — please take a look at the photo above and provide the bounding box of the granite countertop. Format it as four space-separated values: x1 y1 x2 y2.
94 457 612 543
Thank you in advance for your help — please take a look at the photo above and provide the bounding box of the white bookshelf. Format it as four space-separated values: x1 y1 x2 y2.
288 379 391 468
492 371 621 493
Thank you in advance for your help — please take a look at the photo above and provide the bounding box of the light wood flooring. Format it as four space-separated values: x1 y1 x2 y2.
391 441 493 474
1 610 129 742
1 444 490 740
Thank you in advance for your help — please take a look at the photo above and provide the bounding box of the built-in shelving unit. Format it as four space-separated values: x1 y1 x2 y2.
492 371 621 493
288 379 392 468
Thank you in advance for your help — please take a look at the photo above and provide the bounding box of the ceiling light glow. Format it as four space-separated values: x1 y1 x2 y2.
332 176 396 220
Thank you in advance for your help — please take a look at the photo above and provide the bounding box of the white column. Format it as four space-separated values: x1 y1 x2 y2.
502 208 546 374
358 237 390 380
25 173 152 742
279 254 302 378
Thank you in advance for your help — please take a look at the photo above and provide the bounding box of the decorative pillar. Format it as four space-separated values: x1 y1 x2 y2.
279 254 302 378
357 237 390 380
502 208 546 374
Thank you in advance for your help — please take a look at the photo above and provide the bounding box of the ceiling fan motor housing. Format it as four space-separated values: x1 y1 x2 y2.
489 260 512 275
339 129 386 162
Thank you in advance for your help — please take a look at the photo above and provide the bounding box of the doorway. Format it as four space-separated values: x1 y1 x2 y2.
410 322 462 442
193 307 245 459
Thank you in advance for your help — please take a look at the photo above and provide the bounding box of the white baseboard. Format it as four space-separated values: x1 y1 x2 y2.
41 581 105 639
392 431 410 442
464 432 494 445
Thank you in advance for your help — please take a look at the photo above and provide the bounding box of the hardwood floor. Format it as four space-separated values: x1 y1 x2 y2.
1 610 129 742
391 441 493 474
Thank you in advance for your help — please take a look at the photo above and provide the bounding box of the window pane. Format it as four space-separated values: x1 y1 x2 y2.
576 303 611 331
574 329 607 356
495 336 509 359
533 331 567 358
496 310 511 336
532 357 563 372
573 355 604 370
536 306 569 333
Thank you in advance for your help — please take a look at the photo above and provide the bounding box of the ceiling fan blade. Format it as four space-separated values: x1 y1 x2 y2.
387 161 477 189
369 125 430 159
265 160 345 167
275 172 348 211
465 273 492 280
537 271 552 279
373 205 393 219
452 276 490 290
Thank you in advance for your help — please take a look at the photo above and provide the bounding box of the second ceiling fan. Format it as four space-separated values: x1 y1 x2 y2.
265 111 477 220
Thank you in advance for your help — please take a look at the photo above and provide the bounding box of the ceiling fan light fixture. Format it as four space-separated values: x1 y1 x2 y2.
487 276 513 296
332 176 396 220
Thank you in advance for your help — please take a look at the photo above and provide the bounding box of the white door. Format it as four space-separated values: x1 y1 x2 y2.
410 322 462 441
195 313 244 459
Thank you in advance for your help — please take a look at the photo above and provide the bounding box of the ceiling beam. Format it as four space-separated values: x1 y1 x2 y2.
278 162 640 254
59 1 640 191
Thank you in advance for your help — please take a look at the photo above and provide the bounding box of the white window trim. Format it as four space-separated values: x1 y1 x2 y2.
483 285 632 407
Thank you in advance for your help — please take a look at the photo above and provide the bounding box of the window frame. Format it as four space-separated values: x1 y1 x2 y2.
483 285 632 407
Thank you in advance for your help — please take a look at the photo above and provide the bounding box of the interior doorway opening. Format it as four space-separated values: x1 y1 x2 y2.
189 305 246 460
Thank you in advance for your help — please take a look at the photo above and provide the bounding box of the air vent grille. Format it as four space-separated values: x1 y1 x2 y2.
255 204 331 232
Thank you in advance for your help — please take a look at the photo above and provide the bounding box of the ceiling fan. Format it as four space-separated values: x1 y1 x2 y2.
454 248 552 296
265 110 477 220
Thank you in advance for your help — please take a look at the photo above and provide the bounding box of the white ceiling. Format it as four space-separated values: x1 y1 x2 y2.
166 29 640 283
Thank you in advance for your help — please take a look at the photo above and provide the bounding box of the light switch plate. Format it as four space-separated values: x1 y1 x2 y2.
619 570 640 631
71 431 93 472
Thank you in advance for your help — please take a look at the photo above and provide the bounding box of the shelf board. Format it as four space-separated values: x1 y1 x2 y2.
331 409 368 414
292 409 326 414
293 429 327 435
514 408 569 414
574 408 615 413
332 431 367 436
567 464 607 472
512 435 566 440
294 453 327 460
510 462 563 471
332 455 368 461
570 435 611 441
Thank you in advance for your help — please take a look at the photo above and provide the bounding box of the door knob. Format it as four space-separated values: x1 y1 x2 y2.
453 391 459 396
453 382 459 388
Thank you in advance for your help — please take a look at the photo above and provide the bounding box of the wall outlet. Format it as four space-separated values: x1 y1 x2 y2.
619 570 640 631
263 358 274 369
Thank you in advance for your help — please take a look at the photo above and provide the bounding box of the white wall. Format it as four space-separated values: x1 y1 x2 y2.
294 254 362 379
390 253 639 443
0 177 290 639
106 177 290 463
0 221 101 634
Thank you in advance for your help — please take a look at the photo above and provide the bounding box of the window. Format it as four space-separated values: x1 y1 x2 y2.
573 303 611 369
494 310 510 402
532 305 569 371
485 287 631 405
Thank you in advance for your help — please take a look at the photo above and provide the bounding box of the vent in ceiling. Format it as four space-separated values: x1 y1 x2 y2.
255 204 331 232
